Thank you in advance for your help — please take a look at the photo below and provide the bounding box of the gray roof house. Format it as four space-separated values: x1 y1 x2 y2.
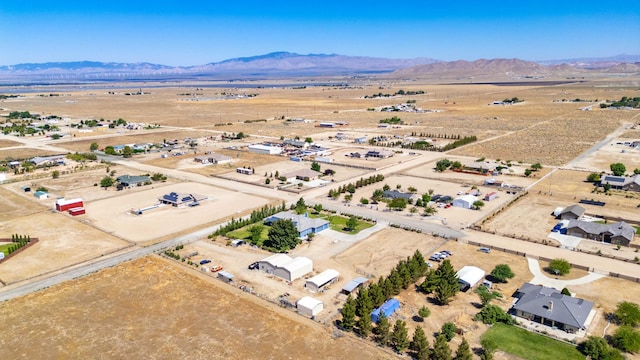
512 283 594 333
566 220 635 246
264 211 330 238
558 204 585 220
116 175 150 188
601 174 640 192
383 190 418 202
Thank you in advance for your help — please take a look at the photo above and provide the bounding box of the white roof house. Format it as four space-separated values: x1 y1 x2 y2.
452 195 477 209
258 254 293 274
275 257 313 282
456 266 486 290
296 296 324 318
305 269 340 293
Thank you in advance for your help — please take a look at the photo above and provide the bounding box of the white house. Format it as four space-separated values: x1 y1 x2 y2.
452 195 477 209
305 269 340 293
296 296 324 317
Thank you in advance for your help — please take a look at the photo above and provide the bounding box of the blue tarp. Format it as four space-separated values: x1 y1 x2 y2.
371 298 400 322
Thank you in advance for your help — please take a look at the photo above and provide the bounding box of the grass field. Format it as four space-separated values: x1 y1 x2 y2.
0 242 13 256
309 212 374 234
226 224 270 245
482 323 584 360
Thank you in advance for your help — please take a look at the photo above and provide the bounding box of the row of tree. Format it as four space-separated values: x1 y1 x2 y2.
328 174 385 198
210 202 287 237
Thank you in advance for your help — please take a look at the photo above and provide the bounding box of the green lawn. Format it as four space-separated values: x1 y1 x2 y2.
309 212 374 234
0 242 14 256
482 323 583 360
226 224 270 246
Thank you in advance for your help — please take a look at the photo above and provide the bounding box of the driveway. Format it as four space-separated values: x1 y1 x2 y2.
526 258 605 289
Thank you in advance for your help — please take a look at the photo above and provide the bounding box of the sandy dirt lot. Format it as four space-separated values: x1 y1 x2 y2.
85 182 271 242
0 147 63 161
0 139 22 148
0 256 395 360
568 135 640 172
0 186 45 222
0 212 130 284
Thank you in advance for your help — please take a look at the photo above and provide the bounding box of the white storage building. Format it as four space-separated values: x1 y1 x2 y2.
275 256 313 282
296 296 324 317
258 254 293 274
305 269 340 293
248 144 282 155
452 195 477 209
456 266 486 291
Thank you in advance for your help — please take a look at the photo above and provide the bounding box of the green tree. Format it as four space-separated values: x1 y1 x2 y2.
122 146 133 158
372 189 385 201
104 146 116 155
408 186 417 193
432 333 453 360
356 288 373 337
340 295 356 331
524 168 532 177
388 198 407 210
410 326 431 360
374 312 391 346
313 204 322 213
531 162 543 170
247 224 264 244
90 142 99 151
612 325 640 353
345 216 358 232
360 197 369 205
610 163 626 176
490 264 515 283
615 301 640 327
418 305 431 320
454 338 473 360
635 168 640 175
587 172 601 182
561 287 571 296
473 200 485 210
475 285 502 307
305 137 313 143
100 176 113 188
391 320 410 352
434 260 459 305
475 304 512 325
311 161 321 172
420 269 439 294
294 197 307 214
579 336 624 360
264 219 300 252
436 159 451 172
549 258 571 275
440 322 457 341
480 338 497 360
52 170 60 179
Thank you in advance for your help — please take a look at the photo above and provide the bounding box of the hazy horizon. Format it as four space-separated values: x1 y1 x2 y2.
1 1 639 66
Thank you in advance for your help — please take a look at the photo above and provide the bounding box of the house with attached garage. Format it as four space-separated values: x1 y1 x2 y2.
264 211 329 238
116 175 150 189
565 220 635 246
512 283 594 334
600 174 640 192
557 204 585 220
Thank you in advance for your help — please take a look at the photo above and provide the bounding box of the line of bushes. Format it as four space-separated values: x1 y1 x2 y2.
209 202 287 238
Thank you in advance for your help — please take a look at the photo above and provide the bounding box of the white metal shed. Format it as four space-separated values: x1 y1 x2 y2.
296 296 324 317
456 266 486 290
305 269 340 293
275 257 313 282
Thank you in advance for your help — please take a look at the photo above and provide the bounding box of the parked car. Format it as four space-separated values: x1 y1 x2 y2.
248 261 259 270
429 253 443 261
200 259 212 265
440 250 453 256
478 247 491 254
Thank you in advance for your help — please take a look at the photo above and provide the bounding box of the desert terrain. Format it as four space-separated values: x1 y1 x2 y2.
1 75 640 359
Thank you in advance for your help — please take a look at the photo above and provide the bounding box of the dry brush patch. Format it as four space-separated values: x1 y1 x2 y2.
0 256 394 360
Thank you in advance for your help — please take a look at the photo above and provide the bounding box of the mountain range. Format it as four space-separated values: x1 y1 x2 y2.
0 52 638 83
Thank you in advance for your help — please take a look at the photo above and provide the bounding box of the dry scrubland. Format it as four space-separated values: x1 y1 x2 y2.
0 256 395 360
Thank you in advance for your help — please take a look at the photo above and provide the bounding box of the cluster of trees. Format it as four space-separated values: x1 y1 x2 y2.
579 301 640 358
66 152 97 162
210 202 287 238
364 89 424 99
610 163 627 177
341 250 430 336
435 158 462 172
370 135 477 153
2 119 60 136
523 162 543 177
420 259 460 305
600 96 640 109
502 97 523 104
440 136 478 152
410 132 464 139
150 173 167 181
6 111 38 119
379 116 404 125
5 234 33 255
328 174 385 199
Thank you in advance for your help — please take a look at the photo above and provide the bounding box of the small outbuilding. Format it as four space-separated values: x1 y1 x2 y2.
55 198 84 211
217 271 235 284
33 190 48 199
558 204 585 220
305 269 340 293
371 298 400 323
484 192 498 201
456 266 486 291
296 296 324 318
341 277 369 295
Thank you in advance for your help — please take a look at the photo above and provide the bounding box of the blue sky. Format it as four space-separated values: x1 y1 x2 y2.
1 1 639 66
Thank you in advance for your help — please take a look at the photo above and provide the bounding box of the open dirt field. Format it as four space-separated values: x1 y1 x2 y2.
0 139 22 148
568 135 640 172
85 182 271 242
0 211 130 284
0 185 45 222
0 256 395 360
0 147 63 161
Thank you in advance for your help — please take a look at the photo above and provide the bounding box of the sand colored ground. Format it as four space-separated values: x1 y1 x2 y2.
85 182 271 242
0 185 44 222
0 211 130 284
0 256 395 360
0 147 63 161
568 135 640 172
0 139 22 148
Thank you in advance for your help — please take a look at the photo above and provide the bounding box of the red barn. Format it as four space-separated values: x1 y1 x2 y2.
55 198 84 212
68 207 86 216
